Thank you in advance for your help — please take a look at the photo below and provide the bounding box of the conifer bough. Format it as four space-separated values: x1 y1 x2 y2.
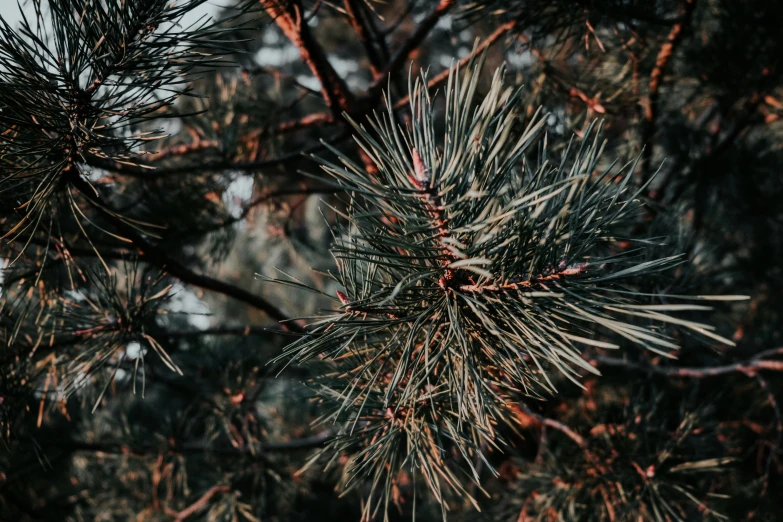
280 62 746 516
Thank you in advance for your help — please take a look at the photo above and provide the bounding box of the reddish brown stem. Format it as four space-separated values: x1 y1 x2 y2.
410 148 456 284
519 34 606 113
174 485 231 521
593 348 783 378
457 264 589 294
271 111 334 134
515 402 586 448
149 139 219 161
640 0 698 180
370 0 455 97
262 0 355 118
393 20 517 110
344 0 385 77
86 136 341 178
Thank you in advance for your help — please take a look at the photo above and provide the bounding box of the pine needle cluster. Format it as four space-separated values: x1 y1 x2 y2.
279 61 743 516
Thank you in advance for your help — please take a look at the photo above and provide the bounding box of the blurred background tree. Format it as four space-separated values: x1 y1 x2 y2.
1 0 781 520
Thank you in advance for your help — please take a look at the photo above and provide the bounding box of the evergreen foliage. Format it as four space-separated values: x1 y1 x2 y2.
1 1 781 521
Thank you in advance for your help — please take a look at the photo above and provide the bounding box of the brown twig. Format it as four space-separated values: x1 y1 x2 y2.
271 111 334 135
369 0 456 97
393 20 517 110
262 0 355 119
457 263 589 294
409 148 456 285
174 485 231 521
640 0 698 181
85 136 340 178
592 347 783 378
518 34 606 114
516 402 586 448
344 0 385 77
162 325 287 338
148 139 220 161
35 430 333 459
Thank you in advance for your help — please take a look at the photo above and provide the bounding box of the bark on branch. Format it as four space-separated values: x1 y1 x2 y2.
262 0 355 118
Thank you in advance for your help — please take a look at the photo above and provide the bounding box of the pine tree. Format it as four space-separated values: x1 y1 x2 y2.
1 1 781 521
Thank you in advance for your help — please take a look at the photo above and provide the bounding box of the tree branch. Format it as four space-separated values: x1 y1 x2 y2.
85 137 341 178
70 175 302 332
592 347 783 377
163 325 286 338
344 0 386 77
148 139 220 161
369 0 456 97
640 0 698 181
262 0 355 118
35 430 333 459
393 20 517 109
174 485 231 521
516 402 586 448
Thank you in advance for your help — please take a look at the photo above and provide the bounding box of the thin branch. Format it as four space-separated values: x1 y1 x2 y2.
369 0 455 97
517 402 586 448
70 176 302 332
262 0 355 118
393 20 517 109
35 430 333 459
163 325 286 338
593 348 783 377
344 0 385 77
147 139 220 161
174 485 231 521
518 34 606 114
457 263 589 294
84 137 339 178
409 148 456 284
273 111 334 134
640 0 698 181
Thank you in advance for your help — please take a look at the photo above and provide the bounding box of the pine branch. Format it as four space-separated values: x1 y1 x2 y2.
369 0 456 97
273 111 335 134
85 136 343 178
640 0 698 181
516 402 586 447
518 33 607 113
70 176 302 331
409 148 456 285
277 62 744 515
392 20 517 110
262 0 355 118
32 430 334 458
162 325 288 338
174 485 231 521
148 139 221 161
456 263 590 293
344 0 386 77
593 347 783 377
